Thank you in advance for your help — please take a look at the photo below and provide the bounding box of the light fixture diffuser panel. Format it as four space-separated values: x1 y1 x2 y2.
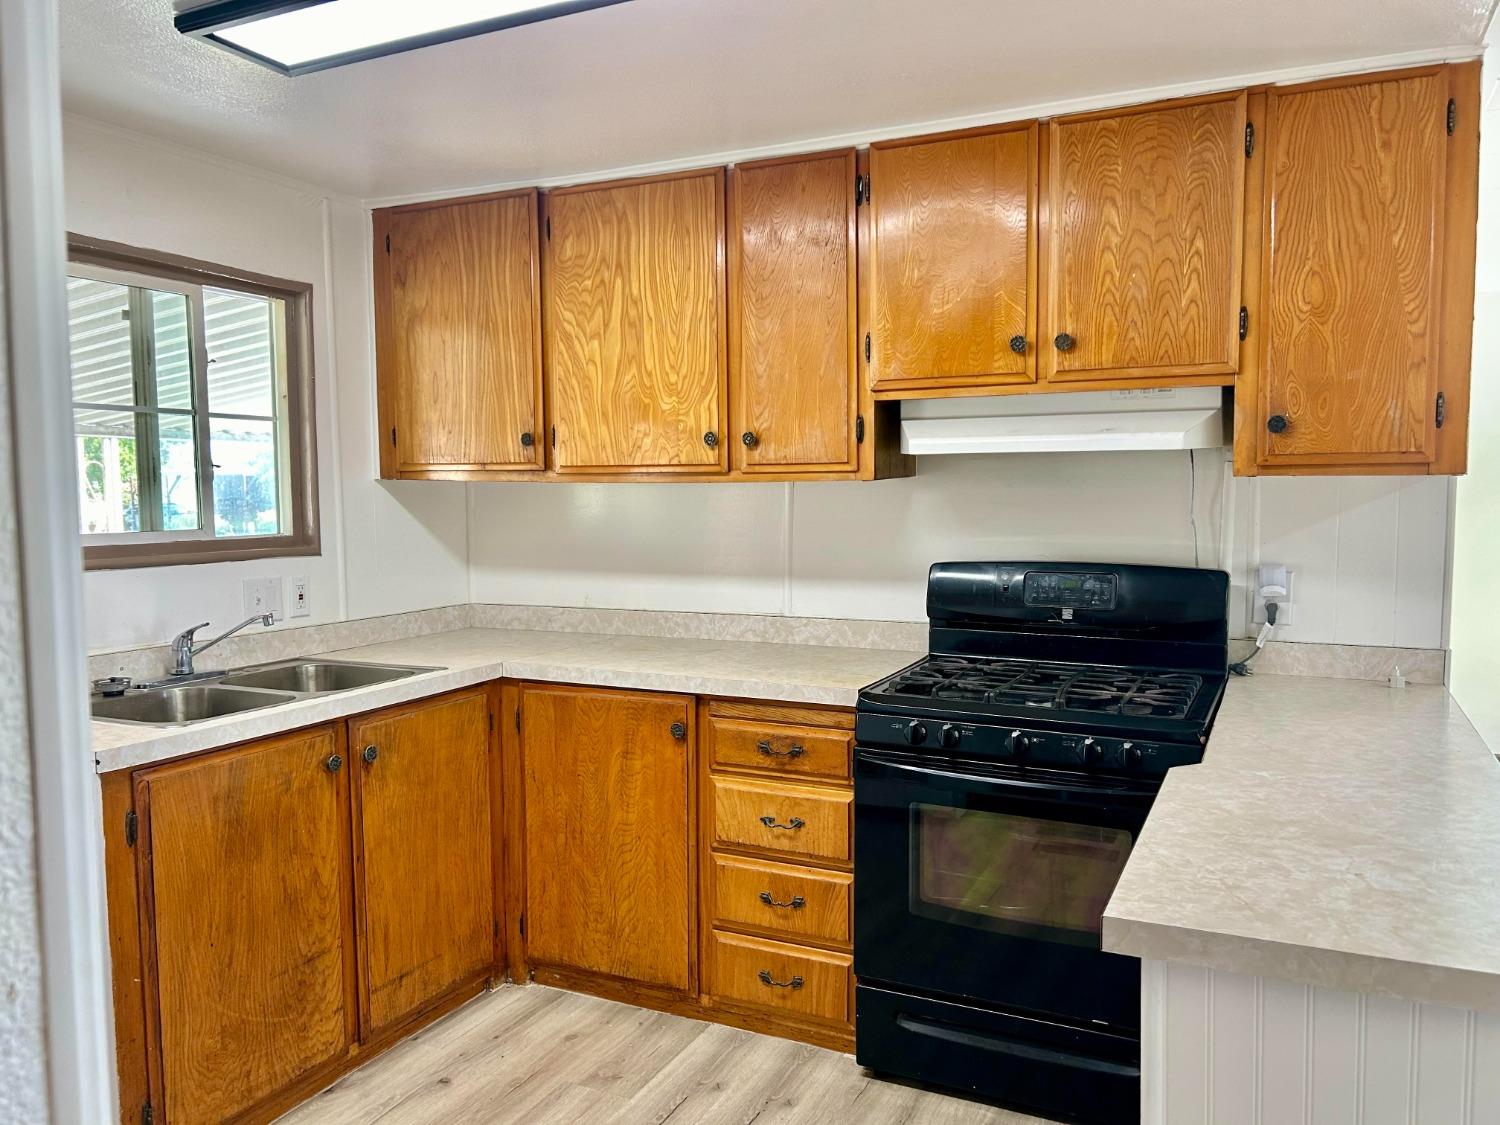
177 0 635 75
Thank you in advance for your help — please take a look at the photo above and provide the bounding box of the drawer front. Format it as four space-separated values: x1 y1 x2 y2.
709 929 851 1024
711 776 851 865
711 854 851 944
709 717 851 780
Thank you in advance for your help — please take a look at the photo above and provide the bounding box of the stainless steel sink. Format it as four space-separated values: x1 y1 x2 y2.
90 658 443 726
91 684 300 725
219 660 422 694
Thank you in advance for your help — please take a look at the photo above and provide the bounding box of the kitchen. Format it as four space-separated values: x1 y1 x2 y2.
1 1 1498 1123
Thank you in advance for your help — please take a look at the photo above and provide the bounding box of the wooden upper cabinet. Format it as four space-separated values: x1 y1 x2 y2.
545 169 727 473
1044 92 1247 383
729 150 859 473
1252 67 1452 470
521 684 694 991
135 727 354 1125
375 190 544 475
350 689 495 1038
868 123 1037 393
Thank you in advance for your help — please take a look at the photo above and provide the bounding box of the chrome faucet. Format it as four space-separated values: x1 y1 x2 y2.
170 614 274 677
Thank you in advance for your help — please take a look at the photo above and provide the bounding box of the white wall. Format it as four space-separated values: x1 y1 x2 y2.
63 118 469 653
468 452 1452 647
1449 63 1500 748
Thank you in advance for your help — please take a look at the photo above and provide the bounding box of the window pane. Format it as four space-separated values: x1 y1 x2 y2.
67 278 135 406
211 418 280 537
205 288 277 417
74 408 141 534
149 290 194 410
157 413 201 531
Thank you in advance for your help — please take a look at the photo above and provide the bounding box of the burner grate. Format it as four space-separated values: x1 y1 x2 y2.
878 656 1203 720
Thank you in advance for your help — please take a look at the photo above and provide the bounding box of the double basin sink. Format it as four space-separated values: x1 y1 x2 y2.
91 659 441 726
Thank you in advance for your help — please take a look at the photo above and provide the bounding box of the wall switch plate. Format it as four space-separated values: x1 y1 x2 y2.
289 576 310 618
243 577 284 622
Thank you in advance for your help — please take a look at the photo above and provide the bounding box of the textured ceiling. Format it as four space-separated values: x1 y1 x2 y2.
60 0 1498 201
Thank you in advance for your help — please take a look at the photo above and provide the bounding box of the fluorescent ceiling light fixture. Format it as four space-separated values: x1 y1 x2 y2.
176 0 634 75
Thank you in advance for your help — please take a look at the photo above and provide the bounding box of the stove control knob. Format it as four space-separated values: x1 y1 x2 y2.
905 721 929 746
938 723 960 749
1008 730 1030 759
1082 737 1102 765
1122 742 1144 769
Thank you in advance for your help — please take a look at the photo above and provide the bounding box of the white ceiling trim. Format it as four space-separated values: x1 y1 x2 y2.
365 42 1482 209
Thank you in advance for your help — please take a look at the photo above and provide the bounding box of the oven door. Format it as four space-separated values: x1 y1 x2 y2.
854 747 1156 1033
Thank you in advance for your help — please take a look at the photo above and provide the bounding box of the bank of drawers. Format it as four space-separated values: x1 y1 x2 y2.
701 701 854 1031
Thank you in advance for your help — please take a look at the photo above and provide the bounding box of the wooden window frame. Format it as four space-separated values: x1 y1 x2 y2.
68 235 320 570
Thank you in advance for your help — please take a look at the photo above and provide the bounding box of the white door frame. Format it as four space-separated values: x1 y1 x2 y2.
1 0 119 1119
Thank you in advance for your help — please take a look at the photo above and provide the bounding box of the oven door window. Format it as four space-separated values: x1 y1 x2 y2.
912 804 1133 948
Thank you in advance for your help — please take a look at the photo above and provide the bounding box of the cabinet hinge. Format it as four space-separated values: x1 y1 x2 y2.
141 1100 154 1125
550 425 557 449
384 233 391 254
855 173 868 206
514 709 521 733
855 414 866 444
864 333 871 363
124 809 137 848
1238 307 1249 341
1435 390 1446 429
488 711 494 733
1244 122 1255 158
390 425 397 448
1447 98 1456 137
545 215 552 240
518 913 526 938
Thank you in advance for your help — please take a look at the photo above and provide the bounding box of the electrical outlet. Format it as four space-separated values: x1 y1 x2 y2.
1252 568 1294 628
289 576 310 618
242 577 285 622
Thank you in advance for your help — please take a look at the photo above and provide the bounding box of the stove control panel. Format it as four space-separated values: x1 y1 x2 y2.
1023 570 1118 610
855 713 1202 776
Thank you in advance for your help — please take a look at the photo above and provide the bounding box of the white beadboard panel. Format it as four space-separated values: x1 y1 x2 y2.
1145 961 1500 1125
1392 478 1452 650
1331 479 1401 648
1255 476 1341 642
468 483 788 614
788 451 1213 622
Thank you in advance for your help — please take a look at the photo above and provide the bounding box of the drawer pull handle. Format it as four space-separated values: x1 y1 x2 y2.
758 892 806 910
758 970 805 990
756 740 806 759
759 815 805 831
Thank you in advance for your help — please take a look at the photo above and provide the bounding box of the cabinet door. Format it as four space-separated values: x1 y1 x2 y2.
377 190 544 474
136 727 354 1125
545 169 727 473
868 123 1036 393
521 685 693 990
350 689 495 1037
730 150 858 472
1044 92 1246 383
1257 69 1448 468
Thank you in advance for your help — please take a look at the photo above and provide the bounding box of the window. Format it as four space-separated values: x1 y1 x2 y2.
66 237 318 568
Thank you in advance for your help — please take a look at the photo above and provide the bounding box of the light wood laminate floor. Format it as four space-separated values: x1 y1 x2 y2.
278 985 1048 1124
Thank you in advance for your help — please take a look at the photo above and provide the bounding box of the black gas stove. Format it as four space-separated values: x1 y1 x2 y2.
854 561 1229 1125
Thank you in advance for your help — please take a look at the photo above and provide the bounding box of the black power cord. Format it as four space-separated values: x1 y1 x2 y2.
1229 601 1278 676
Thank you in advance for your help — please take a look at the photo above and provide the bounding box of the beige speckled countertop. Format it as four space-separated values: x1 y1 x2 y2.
1103 674 1500 1013
90 627 922 773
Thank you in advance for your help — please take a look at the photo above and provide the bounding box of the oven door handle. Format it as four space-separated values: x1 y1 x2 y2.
860 754 1160 801
895 1013 1140 1078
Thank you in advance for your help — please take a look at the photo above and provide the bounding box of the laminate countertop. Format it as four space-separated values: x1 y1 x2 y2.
89 627 922 773
1103 673 1500 1014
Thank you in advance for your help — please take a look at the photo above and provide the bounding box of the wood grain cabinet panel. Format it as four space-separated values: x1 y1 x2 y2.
711 775 851 865
1044 92 1246 383
350 689 496 1038
376 191 544 474
868 123 1037 393
1255 69 1449 469
520 684 694 990
545 169 727 473
135 727 355 1125
710 854 851 945
707 715 851 781
730 150 859 472
708 930 851 1023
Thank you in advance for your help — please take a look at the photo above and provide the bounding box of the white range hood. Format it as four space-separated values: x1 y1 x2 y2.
899 387 1228 456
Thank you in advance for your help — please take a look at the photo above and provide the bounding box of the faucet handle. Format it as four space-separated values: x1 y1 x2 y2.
92 676 131 698
174 622 211 646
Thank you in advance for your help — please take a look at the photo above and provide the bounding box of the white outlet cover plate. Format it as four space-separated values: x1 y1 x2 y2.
289 576 310 618
1251 571 1294 627
243 577 285 622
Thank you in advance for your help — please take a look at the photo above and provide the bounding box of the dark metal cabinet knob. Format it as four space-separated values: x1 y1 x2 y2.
742 431 759 448
1009 335 1027 355
1054 332 1076 352
1266 414 1290 434
669 721 687 741
325 754 343 774
703 431 719 448
520 431 535 448
362 745 379 765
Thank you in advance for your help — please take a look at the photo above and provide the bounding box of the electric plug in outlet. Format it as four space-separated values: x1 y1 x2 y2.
289 577 310 618
1251 568 1294 628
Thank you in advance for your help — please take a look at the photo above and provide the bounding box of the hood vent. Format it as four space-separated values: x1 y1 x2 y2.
899 388 1228 456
